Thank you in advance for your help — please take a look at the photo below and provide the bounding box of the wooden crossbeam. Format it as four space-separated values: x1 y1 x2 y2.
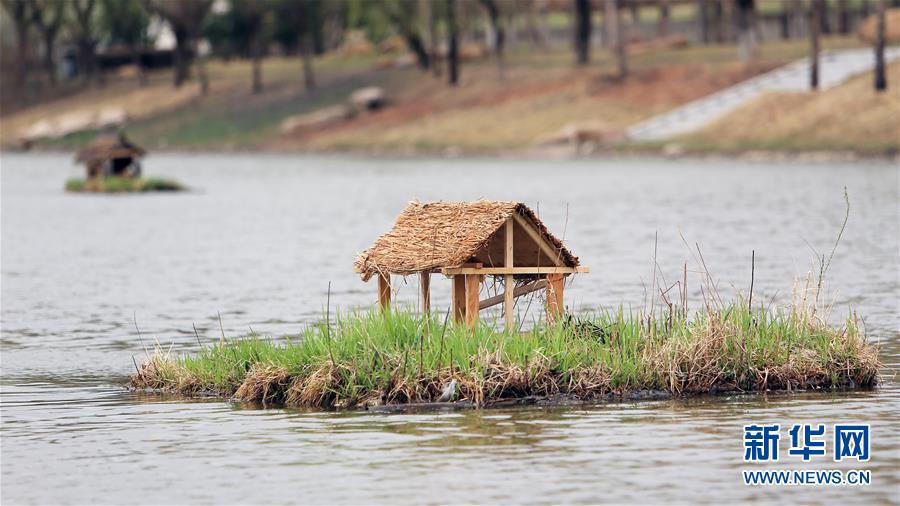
442 266 589 275
479 279 548 310
504 218 514 330
511 213 563 267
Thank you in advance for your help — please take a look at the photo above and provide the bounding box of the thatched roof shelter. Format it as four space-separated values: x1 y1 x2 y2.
75 133 146 179
355 201 579 281
356 200 588 329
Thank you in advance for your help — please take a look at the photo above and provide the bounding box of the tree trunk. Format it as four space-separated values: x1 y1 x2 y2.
16 21 28 93
712 0 725 42
810 0 821 89
658 0 670 38
131 45 146 86
300 33 315 91
446 0 459 85
403 31 431 70
172 25 191 87
698 0 710 44
428 0 441 77
480 0 505 79
195 35 208 95
874 0 887 91
606 0 627 78
837 0 850 33
736 0 758 63
252 41 262 93
779 0 791 39
574 0 591 65
43 33 56 87
820 0 831 33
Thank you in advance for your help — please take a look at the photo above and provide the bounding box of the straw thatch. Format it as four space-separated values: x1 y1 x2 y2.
75 133 146 178
355 200 579 281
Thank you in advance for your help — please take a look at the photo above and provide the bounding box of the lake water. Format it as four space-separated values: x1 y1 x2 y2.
1 153 898 504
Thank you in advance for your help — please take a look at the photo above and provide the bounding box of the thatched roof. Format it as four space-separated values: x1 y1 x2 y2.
75 133 146 166
355 200 579 281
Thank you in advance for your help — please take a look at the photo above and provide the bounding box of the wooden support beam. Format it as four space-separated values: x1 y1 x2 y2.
504 218 514 330
511 213 563 266
442 266 589 275
451 275 466 323
479 279 547 310
465 274 482 329
546 273 564 323
378 273 391 311
420 271 430 315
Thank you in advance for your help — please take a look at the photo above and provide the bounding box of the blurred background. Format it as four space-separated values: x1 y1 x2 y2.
2 3 900 504
1 0 898 157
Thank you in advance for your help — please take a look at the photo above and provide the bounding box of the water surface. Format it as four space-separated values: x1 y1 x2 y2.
2 153 898 504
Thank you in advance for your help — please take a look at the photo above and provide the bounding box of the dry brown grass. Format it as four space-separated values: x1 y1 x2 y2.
677 63 900 155
354 200 577 281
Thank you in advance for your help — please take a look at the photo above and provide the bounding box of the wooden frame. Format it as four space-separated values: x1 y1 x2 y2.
546 273 564 323
420 272 430 314
451 275 466 323
465 274 482 328
504 218 515 330
442 266 589 275
367 207 586 330
378 273 391 311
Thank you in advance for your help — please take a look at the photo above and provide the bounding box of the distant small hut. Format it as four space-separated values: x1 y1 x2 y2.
355 200 589 329
75 133 145 179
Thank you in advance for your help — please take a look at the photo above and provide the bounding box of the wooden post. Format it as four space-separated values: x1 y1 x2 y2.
378 273 391 311
504 218 515 331
465 274 482 329
420 271 431 315
546 273 564 323
452 275 466 323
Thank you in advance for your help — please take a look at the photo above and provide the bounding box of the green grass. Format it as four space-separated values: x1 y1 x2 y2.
65 176 186 193
131 298 879 409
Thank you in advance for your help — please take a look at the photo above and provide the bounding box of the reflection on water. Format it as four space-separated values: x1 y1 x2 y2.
1 153 898 504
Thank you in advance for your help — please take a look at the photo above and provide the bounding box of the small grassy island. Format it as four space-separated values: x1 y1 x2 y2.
130 302 879 410
65 176 185 193
131 199 877 410
67 132 185 193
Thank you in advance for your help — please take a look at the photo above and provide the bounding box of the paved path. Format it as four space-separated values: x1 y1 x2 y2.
627 47 900 142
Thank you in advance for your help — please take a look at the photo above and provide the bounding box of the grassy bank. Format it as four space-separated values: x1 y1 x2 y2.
131 297 879 409
5 37 884 156
668 62 900 156
65 177 185 193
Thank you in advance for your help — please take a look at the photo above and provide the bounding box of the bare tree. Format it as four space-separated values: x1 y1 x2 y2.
606 0 627 78
479 0 505 79
29 0 66 88
145 0 212 92
1 0 32 93
810 0 821 89
874 0 887 91
837 0 850 33
574 0 591 65
445 0 459 85
711 0 726 42
658 0 670 38
426 0 441 77
698 0 710 44
101 0 149 86
778 0 791 39
735 0 758 63
298 0 315 91
384 0 431 71
72 0 102 86
232 0 266 93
